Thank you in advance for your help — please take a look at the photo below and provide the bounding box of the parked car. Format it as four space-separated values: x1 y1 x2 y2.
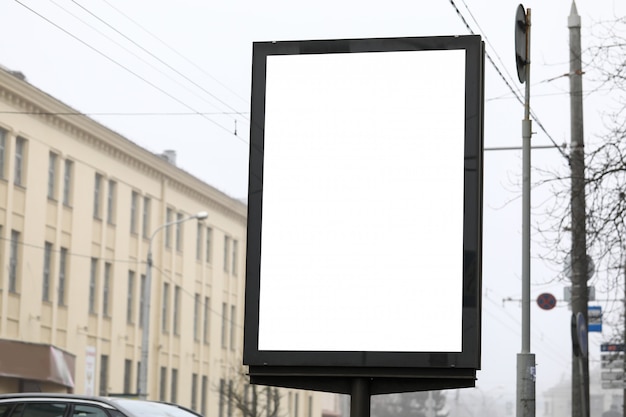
0 393 203 417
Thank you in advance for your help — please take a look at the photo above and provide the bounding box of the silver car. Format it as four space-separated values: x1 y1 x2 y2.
0 393 203 417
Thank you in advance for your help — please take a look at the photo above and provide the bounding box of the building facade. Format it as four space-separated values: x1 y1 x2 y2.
0 66 336 417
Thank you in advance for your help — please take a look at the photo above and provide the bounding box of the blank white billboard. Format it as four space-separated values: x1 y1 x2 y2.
257 49 466 352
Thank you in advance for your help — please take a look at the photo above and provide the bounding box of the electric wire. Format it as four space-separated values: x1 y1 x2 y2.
47 0 236 123
0 233 244 330
448 0 570 161
96 0 250 108
13 0 244 142
68 0 248 123
484 293 571 369
0 111 247 116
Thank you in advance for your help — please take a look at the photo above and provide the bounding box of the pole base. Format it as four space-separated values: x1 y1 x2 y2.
516 353 536 417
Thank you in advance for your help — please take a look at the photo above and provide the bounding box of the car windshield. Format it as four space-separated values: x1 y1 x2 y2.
107 399 200 417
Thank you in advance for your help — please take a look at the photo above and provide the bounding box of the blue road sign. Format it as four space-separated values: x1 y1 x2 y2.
589 305 602 332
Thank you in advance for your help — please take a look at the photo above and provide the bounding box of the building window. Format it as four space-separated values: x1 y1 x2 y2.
191 373 198 411
173 285 181 336
14 136 26 186
221 302 228 348
203 296 210 344
227 380 233 417
130 191 139 234
42 242 52 302
107 180 116 225
223 236 230 273
232 239 238 276
62 159 73 206
123 359 132 394
171 368 178 403
196 223 202 260
205 227 213 263
165 208 173 248
142 197 151 238
127 271 135 324
58 247 68 305
103 262 111 317
9 230 19 293
194 293 200 341
139 274 146 327
201 375 208 415
0 128 6 179
136 361 141 394
162 283 170 333
93 173 103 219
218 379 225 417
230 305 236 350
175 212 183 251
99 355 109 396
47 152 57 199
89 258 98 314
159 366 167 401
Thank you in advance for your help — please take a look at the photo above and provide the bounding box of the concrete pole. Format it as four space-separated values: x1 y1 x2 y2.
517 7 536 417
138 211 208 400
568 3 590 417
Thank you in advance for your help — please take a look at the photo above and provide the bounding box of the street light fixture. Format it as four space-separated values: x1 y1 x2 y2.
138 210 209 399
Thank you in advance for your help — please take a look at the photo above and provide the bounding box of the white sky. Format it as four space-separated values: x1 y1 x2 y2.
2 0 625 408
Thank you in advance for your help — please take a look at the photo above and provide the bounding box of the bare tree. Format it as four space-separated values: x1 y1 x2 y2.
371 391 448 417
537 14 626 334
215 366 282 417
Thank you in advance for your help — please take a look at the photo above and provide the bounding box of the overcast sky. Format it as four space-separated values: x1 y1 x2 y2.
2 0 626 408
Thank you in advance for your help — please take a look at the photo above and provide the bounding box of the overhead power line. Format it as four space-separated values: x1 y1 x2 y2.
69 0 248 122
14 0 247 143
0 110 247 116
97 0 249 107
448 0 569 161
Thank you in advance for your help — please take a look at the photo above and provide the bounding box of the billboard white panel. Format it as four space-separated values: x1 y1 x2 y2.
257 49 466 352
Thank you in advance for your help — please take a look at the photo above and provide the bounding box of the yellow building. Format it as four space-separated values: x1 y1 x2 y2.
0 66 339 417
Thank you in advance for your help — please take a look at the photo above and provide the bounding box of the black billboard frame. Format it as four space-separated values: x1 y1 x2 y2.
244 34 484 395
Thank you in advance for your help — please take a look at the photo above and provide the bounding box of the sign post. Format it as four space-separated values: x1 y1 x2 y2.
514 4 535 417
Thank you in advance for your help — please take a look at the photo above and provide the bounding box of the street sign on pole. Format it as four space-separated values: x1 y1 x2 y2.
602 381 624 390
537 293 556 310
602 343 625 352
588 306 602 332
601 371 624 381
601 353 624 369
514 4 528 83
564 286 596 302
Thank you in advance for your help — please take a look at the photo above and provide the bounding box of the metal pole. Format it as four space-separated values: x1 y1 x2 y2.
350 378 370 417
138 249 152 400
517 7 536 417
137 211 208 400
569 3 589 417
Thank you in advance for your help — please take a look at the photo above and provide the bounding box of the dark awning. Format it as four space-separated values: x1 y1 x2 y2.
0 339 75 388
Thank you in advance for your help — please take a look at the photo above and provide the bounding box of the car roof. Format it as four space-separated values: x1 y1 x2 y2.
0 393 125 409
0 393 203 417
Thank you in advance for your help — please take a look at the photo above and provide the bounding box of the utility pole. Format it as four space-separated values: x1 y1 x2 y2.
514 5 535 417
569 2 590 417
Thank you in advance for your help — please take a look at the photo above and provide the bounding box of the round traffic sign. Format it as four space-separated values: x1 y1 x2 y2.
563 254 595 281
537 293 557 310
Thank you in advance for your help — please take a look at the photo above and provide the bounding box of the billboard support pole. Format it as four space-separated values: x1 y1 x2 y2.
515 5 536 417
350 378 370 417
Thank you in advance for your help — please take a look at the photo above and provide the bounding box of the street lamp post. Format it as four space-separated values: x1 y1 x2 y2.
138 210 209 400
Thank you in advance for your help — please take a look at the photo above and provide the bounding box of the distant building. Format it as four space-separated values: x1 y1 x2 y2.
542 367 623 417
0 66 340 417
